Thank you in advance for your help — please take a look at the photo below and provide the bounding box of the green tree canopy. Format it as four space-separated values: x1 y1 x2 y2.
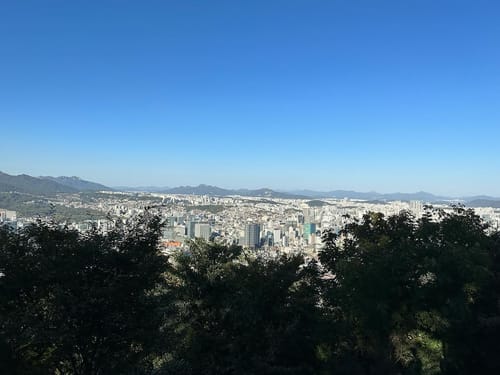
162 239 326 374
1 206 499 374
319 206 499 374
0 214 168 375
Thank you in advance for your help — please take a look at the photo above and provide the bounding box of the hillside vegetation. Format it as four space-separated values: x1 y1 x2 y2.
0 171 111 195
1 207 499 374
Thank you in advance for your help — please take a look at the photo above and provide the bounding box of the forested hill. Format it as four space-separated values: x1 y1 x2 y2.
0 171 111 195
40 176 111 192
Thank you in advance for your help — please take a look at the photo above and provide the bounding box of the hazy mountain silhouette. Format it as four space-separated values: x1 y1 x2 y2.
4 171 500 204
159 184 307 199
115 184 500 203
288 189 496 202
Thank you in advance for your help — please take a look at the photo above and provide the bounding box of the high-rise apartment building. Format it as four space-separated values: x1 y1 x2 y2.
243 223 261 248
194 223 211 241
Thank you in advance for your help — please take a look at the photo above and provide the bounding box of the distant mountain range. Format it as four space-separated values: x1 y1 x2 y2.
289 189 450 202
0 171 112 195
289 189 500 206
114 184 306 198
2 171 500 207
158 185 308 199
117 184 500 205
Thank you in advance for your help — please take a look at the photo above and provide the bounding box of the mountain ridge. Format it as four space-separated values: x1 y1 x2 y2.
137 185 500 203
0 171 112 195
158 184 308 199
3 171 500 203
288 189 500 203
40 176 112 192
124 184 500 203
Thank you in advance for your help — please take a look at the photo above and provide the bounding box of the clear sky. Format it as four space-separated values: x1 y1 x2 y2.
1 0 499 196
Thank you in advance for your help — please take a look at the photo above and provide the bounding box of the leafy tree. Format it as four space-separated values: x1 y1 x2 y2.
319 207 497 374
0 213 168 374
1 206 499 375
163 239 325 374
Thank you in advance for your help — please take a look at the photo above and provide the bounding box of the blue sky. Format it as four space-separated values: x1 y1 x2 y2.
1 0 499 195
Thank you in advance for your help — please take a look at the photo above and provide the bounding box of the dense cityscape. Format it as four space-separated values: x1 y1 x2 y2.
3 189 500 256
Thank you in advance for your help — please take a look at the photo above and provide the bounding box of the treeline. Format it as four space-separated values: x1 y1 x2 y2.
1 207 499 374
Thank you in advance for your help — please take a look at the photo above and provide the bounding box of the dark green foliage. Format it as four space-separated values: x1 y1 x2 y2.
1 207 499 374
306 200 330 207
163 240 324 374
319 206 499 374
0 213 168 374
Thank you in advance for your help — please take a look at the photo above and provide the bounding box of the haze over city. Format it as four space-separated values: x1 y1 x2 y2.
1 1 499 196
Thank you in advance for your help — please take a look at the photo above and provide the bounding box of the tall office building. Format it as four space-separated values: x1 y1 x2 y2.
243 223 261 248
273 229 281 245
186 220 197 239
194 223 211 241
303 223 317 242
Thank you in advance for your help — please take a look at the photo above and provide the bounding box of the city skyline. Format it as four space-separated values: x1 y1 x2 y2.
1 1 499 196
